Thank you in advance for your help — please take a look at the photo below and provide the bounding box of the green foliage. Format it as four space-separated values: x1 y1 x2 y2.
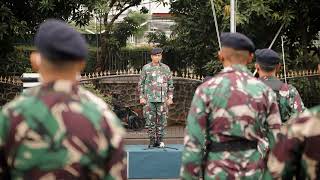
147 31 167 45
0 49 31 75
146 31 188 74
0 0 96 72
288 77 320 108
0 3 27 52
204 59 223 75
162 0 320 107
169 0 320 76
96 0 165 70
120 47 152 70
111 11 148 49
169 0 222 75
84 50 99 73
14 46 152 73
127 11 149 38
0 0 95 40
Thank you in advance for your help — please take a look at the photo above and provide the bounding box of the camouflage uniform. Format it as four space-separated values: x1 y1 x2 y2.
0 81 126 179
260 76 305 122
180 65 282 180
138 62 174 144
268 106 320 180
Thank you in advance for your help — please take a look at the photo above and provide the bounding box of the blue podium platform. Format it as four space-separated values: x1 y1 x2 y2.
125 144 183 179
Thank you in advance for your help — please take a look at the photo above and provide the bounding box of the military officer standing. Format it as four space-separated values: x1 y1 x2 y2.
138 48 174 148
255 48 305 123
0 19 126 179
180 32 282 179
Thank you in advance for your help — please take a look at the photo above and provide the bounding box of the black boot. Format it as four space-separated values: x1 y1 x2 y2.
148 138 156 148
153 137 162 147
153 141 160 147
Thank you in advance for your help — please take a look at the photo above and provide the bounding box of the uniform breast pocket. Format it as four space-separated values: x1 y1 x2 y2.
146 71 153 81
157 75 168 84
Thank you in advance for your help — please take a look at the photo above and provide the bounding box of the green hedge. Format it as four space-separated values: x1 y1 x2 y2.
8 46 152 74
288 77 320 108
13 34 100 47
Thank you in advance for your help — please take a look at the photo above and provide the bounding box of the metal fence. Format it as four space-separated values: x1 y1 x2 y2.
102 50 150 72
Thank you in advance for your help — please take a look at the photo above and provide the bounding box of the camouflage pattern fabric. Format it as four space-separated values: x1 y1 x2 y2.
180 65 282 180
268 105 320 180
260 76 305 123
138 62 173 143
143 102 168 141
138 62 174 103
0 80 126 180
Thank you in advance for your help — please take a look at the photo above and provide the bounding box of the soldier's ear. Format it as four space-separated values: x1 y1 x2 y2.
247 52 254 63
218 51 223 62
255 64 260 71
276 64 281 72
30 51 41 72
76 60 86 71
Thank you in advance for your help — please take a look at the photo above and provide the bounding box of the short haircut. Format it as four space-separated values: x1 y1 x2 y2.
43 56 82 70
258 63 277 72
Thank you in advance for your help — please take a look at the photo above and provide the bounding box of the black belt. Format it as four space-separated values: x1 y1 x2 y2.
207 140 257 152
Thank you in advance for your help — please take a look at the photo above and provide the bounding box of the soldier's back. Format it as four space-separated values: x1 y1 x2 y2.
200 65 280 179
0 80 126 179
261 76 305 122
203 65 278 140
277 83 301 121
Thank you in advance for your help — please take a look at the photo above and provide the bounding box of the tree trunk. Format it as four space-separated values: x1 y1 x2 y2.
96 13 113 72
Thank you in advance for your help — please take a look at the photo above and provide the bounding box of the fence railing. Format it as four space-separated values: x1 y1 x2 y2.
1 68 319 84
0 76 22 85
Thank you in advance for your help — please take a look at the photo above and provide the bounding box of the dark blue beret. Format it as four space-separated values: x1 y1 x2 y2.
151 48 163 55
35 19 88 61
220 32 255 53
255 49 280 65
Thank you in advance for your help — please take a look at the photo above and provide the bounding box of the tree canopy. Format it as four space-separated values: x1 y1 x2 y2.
0 0 155 74
168 0 320 75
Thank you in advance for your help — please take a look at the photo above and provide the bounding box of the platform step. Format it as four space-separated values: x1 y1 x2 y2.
126 144 183 179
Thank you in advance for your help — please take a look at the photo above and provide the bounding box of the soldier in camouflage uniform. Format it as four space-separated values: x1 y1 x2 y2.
0 19 126 179
138 48 174 148
180 32 282 180
255 49 305 123
268 105 320 180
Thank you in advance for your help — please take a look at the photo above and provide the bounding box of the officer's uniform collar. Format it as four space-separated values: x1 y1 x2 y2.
150 62 162 66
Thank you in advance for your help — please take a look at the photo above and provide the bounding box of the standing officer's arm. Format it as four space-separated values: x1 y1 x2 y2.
0 111 10 179
167 68 174 100
180 87 208 180
138 67 147 103
289 85 306 114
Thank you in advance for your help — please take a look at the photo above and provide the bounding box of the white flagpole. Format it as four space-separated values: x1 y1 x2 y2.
209 0 221 50
230 0 235 32
281 36 287 83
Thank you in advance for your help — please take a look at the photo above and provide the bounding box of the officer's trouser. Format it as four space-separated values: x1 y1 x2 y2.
143 102 168 142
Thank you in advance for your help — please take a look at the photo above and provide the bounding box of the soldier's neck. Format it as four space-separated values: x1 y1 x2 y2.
151 61 160 66
39 69 79 83
259 71 276 78
223 61 247 67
